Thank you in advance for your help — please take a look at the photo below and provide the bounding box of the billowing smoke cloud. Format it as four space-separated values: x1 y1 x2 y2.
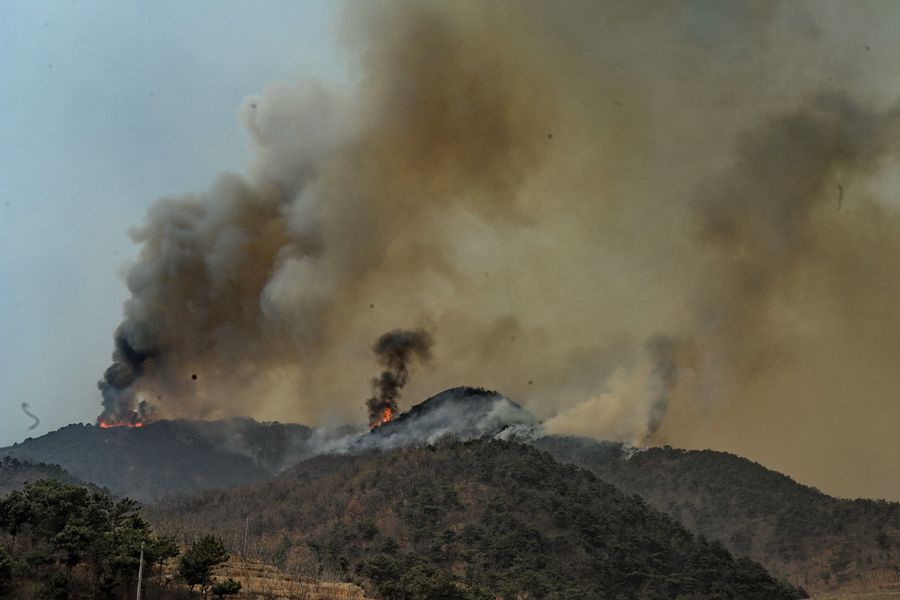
99 1 900 499
97 1 552 426
366 329 433 428
20 402 39 431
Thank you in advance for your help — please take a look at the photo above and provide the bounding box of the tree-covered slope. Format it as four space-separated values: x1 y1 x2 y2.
0 419 315 500
533 436 900 594
0 456 95 495
149 439 805 600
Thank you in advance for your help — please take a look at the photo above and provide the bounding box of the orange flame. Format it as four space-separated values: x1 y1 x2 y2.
98 419 144 429
370 406 394 429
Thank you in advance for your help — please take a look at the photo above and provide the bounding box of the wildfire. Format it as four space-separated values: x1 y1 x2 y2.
97 419 144 429
370 406 394 429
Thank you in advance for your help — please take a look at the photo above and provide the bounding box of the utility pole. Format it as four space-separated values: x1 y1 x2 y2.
136 542 145 600
242 516 250 559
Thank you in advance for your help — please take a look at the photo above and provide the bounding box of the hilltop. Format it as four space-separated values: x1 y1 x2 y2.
352 386 535 452
148 438 806 600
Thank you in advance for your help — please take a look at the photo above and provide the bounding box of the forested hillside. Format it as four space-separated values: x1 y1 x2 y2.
0 456 93 495
0 477 368 599
0 479 179 598
534 437 900 594
4 407 894 597
0 419 316 500
149 438 806 600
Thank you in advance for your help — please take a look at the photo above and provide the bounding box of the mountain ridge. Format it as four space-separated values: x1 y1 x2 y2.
3 389 898 596
533 436 900 595
0 419 304 499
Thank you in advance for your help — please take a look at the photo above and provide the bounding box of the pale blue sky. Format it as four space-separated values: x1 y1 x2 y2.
0 0 346 445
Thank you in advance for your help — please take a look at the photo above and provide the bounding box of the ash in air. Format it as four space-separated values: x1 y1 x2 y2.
366 329 434 428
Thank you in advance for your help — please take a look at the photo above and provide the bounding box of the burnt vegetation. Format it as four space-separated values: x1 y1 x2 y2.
148 439 806 600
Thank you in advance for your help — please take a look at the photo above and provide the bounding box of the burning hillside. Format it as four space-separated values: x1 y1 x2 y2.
354 386 537 452
7 386 538 499
97 410 146 429
97 420 143 429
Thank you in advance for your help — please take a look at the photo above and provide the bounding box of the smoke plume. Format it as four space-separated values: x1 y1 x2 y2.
98 326 157 424
366 329 433 428
20 402 39 431
98 1 900 499
642 335 680 441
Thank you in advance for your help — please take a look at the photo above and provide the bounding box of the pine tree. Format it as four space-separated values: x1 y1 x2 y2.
178 535 229 596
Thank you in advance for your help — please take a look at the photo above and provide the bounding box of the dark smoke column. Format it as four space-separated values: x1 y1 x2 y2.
366 329 434 428
96 325 158 426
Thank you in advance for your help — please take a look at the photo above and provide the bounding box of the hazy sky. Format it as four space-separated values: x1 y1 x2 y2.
0 0 346 446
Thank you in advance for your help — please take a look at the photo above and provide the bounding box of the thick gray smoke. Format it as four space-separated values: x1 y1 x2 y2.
366 329 433 428
97 1 900 499
20 402 39 431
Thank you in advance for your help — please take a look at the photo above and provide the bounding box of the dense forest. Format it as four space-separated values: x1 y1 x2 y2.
149 438 806 600
0 479 173 598
0 478 254 599
534 436 900 593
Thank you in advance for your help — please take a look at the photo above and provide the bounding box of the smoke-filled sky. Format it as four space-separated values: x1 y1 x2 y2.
3 1 900 501
0 0 345 442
